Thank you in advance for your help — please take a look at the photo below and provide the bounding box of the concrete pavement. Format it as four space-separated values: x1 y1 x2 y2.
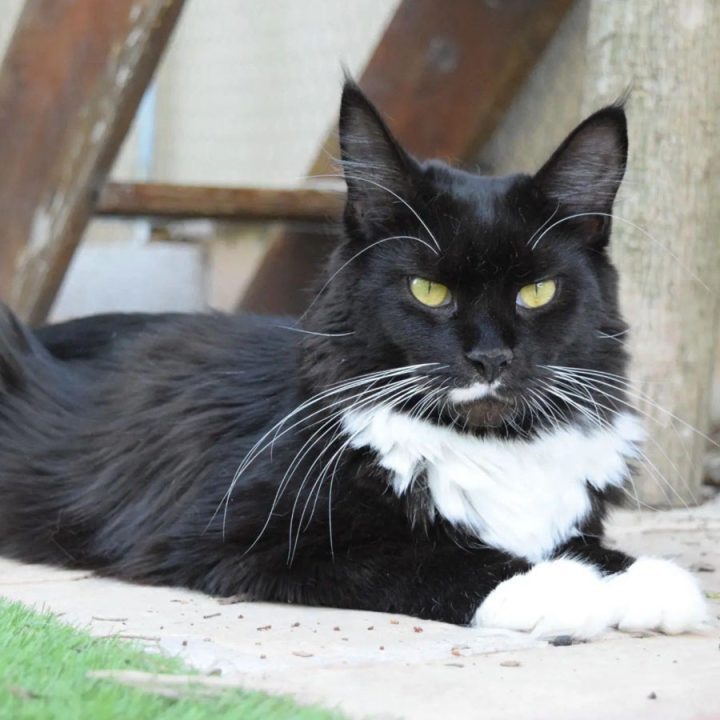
2 496 719 719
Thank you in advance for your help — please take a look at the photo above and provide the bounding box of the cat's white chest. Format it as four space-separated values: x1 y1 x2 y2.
342 407 643 563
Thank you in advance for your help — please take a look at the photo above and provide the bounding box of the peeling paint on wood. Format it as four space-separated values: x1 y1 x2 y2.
0 0 186 323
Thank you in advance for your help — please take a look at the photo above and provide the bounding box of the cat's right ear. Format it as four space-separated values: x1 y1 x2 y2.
533 103 628 244
338 80 418 233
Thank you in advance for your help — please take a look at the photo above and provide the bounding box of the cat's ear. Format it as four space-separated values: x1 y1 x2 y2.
338 80 418 232
534 104 628 242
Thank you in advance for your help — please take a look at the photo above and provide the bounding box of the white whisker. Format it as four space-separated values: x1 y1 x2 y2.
287 378 433 563
275 326 355 338
309 170 442 253
211 364 440 536
529 212 710 292
540 367 699 507
301 235 438 319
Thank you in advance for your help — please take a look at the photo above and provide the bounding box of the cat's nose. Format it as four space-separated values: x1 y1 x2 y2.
465 347 514 383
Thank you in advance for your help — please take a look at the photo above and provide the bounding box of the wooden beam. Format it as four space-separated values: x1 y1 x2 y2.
240 0 575 314
0 0 185 324
96 182 345 223
321 0 577 168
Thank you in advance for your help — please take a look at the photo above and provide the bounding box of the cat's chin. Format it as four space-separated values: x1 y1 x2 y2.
457 399 512 429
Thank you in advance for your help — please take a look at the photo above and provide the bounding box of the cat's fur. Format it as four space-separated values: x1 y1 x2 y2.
0 83 708 637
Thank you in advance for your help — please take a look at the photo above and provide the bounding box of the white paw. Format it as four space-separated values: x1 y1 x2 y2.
473 556 711 640
472 558 614 639
605 557 710 634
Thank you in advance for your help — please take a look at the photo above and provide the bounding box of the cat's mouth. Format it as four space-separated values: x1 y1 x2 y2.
448 380 502 404
448 381 511 428
457 398 511 428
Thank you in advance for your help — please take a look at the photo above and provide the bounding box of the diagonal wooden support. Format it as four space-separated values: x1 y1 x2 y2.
0 0 185 324
239 0 575 315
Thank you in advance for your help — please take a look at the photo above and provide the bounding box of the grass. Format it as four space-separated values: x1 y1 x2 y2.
0 598 343 720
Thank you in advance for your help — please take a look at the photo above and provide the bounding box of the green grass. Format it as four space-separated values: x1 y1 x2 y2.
0 598 343 720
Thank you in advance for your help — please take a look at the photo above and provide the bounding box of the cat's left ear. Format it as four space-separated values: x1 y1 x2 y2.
533 104 628 242
338 80 418 233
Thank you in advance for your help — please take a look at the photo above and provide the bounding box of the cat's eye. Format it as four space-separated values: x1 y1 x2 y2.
409 277 451 308
516 279 557 309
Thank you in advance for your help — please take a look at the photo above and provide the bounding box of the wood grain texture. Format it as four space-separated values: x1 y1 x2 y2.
240 0 575 314
583 1 720 506
0 0 185 324
97 183 344 223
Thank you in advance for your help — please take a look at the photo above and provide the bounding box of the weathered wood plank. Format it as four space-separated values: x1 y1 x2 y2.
97 182 344 223
240 0 575 314
0 0 185 324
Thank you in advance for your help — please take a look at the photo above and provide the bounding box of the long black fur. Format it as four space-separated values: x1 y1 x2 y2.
0 83 635 625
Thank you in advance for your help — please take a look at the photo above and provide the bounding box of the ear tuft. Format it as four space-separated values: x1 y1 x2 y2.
338 80 417 232
534 105 628 237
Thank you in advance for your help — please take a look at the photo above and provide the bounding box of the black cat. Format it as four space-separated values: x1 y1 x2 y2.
0 82 707 638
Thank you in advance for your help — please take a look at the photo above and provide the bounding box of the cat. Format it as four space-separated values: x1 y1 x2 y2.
0 81 708 639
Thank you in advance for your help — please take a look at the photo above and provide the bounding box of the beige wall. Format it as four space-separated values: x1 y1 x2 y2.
151 0 398 187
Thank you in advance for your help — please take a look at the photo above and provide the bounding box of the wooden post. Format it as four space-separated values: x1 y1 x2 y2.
0 0 185 324
583 2 720 506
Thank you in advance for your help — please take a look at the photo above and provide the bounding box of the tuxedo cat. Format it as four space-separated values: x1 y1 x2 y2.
0 82 708 639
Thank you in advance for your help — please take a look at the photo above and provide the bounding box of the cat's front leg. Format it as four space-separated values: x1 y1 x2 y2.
562 540 711 635
472 557 615 638
473 549 710 639
604 557 710 634
259 542 532 625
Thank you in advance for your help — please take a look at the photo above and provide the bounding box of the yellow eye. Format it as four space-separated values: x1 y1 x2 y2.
517 279 557 309
409 277 451 307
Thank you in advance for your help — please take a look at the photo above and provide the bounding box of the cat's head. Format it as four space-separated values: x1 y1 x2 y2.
302 81 630 435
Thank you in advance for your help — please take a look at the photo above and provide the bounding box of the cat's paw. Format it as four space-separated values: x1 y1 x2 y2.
605 557 710 634
472 558 613 639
